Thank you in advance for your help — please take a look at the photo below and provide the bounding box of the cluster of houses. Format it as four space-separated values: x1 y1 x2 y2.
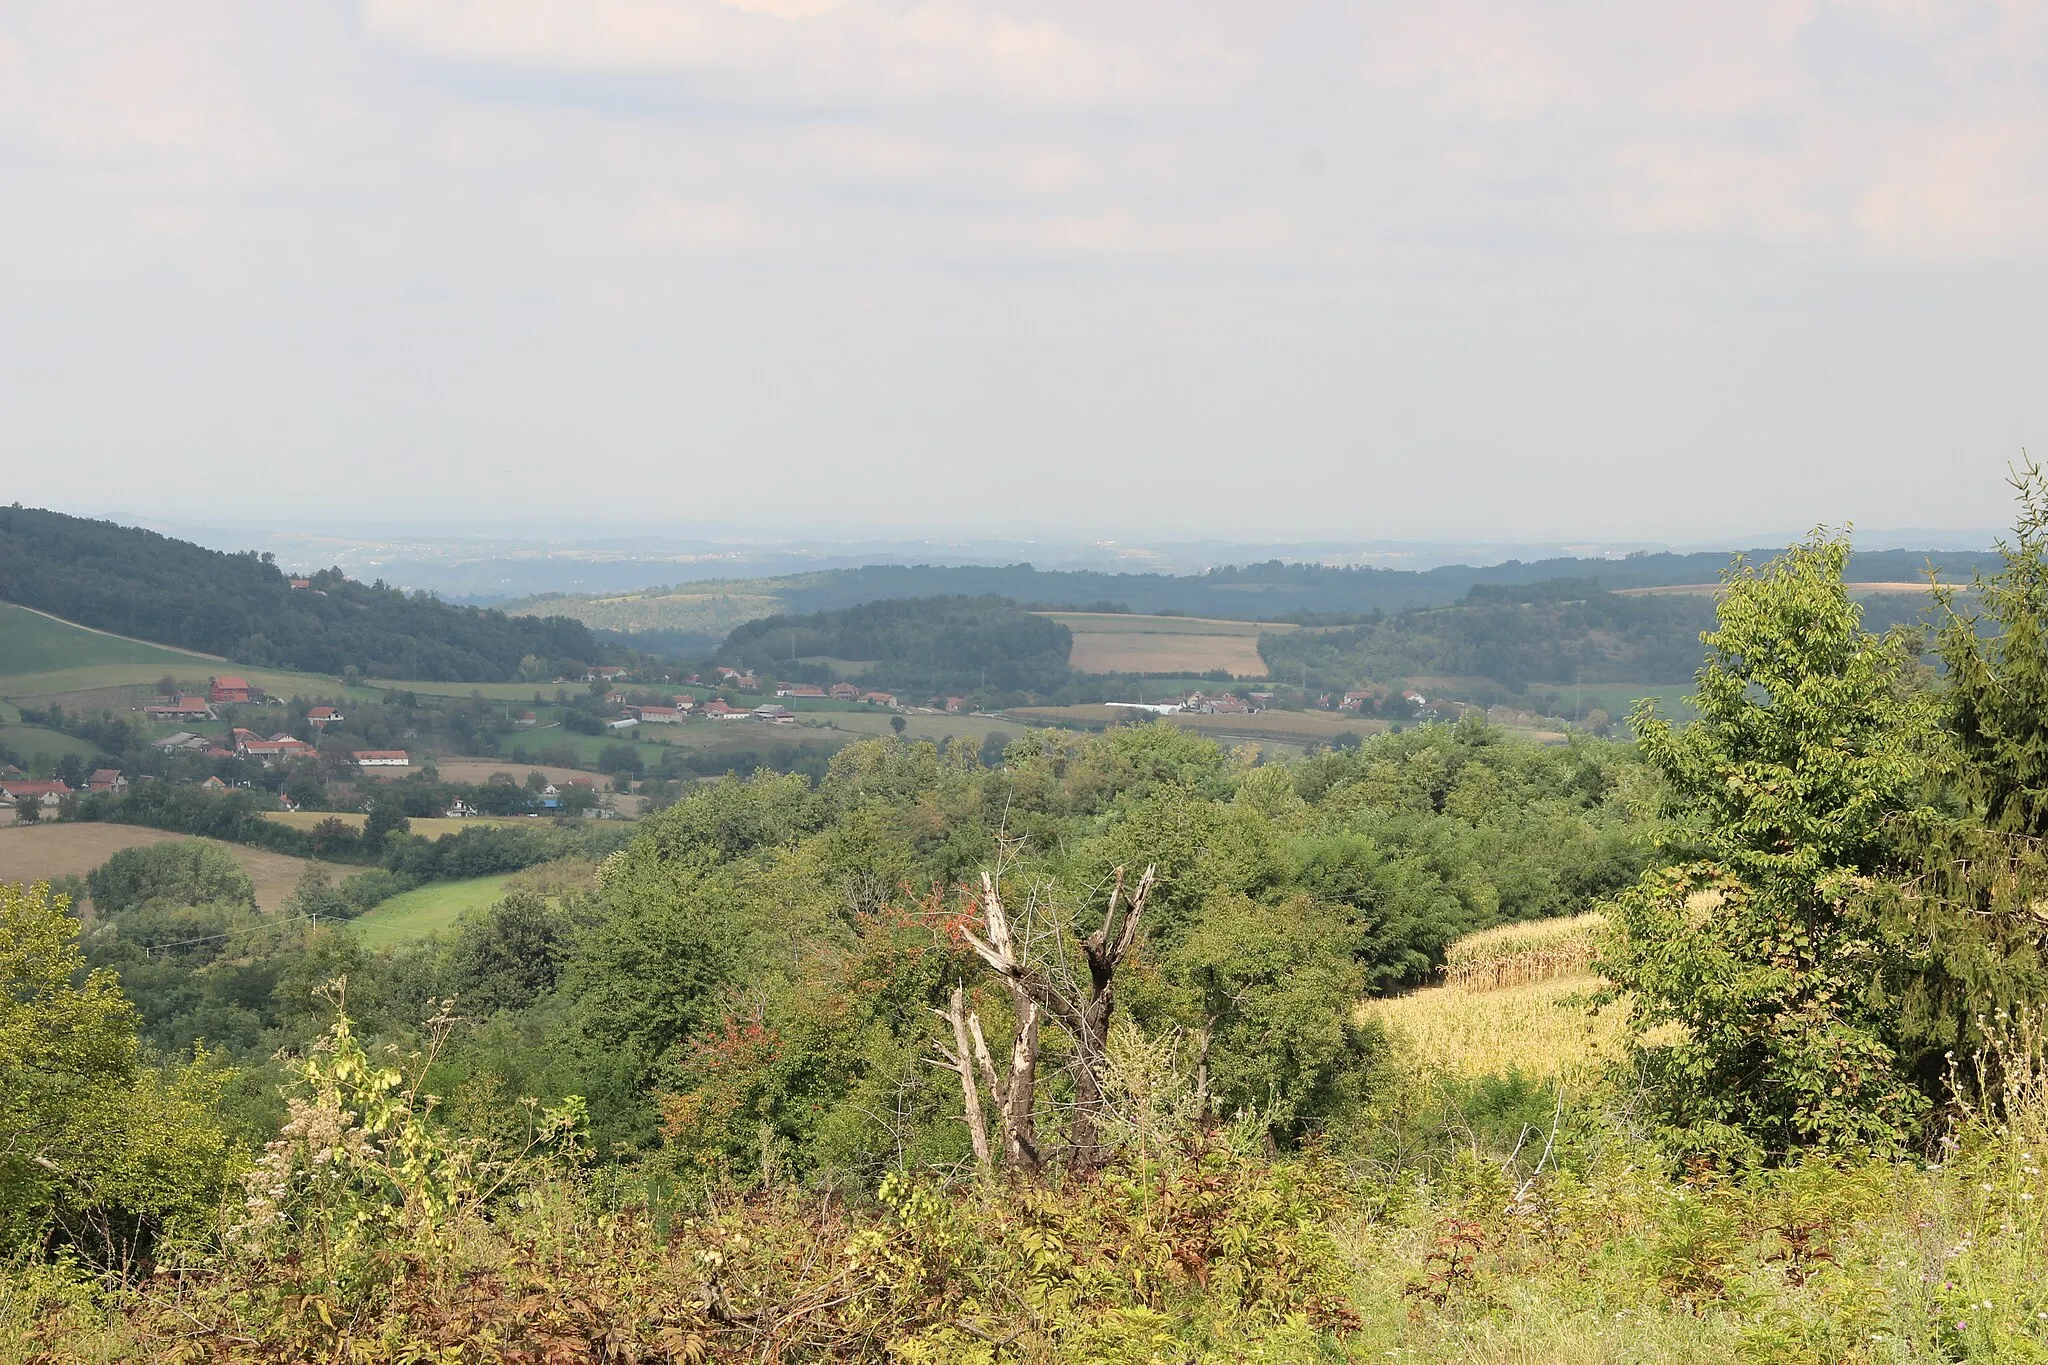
148 725 407 770
2 768 129 810
1338 687 1431 713
1104 690 1258 717
601 683 917 729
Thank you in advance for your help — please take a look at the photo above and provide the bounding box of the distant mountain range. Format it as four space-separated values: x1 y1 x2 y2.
97 516 2001 604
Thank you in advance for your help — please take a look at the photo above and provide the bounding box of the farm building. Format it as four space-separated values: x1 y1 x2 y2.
753 704 796 724
307 706 343 726
209 676 257 704
352 750 411 767
829 683 860 700
200 776 228 790
515 711 539 726
88 769 127 794
145 696 214 721
2 779 69 807
606 717 638 730
860 691 897 708
635 706 685 724
776 684 827 699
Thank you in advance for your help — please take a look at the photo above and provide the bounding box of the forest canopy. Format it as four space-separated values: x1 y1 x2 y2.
720 594 1075 696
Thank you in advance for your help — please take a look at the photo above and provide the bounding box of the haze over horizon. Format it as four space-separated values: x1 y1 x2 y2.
4 2 2042 541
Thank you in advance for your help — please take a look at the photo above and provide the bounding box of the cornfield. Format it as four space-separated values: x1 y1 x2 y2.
1361 974 1626 1080
1440 912 1604 992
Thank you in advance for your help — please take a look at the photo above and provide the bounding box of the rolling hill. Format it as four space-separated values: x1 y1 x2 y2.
0 506 601 682
504 546 1990 644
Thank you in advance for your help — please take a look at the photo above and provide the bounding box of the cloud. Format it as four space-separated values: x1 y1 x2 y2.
361 0 1212 107
1357 0 2048 261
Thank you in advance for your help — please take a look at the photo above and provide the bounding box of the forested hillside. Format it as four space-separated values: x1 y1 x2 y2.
721 595 1074 696
19 496 2048 1358
0 506 599 681
507 544 1993 635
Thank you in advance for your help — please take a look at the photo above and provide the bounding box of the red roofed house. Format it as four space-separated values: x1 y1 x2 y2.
88 768 127 794
829 682 860 700
515 711 539 726
775 684 827 699
210 676 256 704
353 750 411 767
635 705 685 724
860 691 897 708
943 697 967 713
703 699 749 720
2 779 69 808
307 706 343 727
200 775 228 791
145 696 214 721
669 696 697 713
289 577 312 589
238 734 315 761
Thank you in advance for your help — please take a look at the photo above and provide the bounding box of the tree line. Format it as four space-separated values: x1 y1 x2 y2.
0 505 599 681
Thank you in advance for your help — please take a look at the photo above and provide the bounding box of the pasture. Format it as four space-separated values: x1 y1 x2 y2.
0 604 368 705
1039 612 1285 679
0 823 335 913
345 873 517 948
0 602 218 677
0 721 104 763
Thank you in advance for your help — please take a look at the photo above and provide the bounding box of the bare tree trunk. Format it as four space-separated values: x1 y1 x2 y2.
930 985 991 1170
963 866 1155 1175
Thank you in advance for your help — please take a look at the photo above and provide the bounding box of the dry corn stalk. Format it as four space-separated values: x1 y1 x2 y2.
1442 912 1604 993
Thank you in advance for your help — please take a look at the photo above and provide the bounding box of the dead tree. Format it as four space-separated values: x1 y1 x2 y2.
953 877 1045 1175
929 985 992 1170
963 865 1155 1173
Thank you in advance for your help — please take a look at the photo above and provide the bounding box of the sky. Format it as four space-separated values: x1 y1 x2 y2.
2 1 2044 544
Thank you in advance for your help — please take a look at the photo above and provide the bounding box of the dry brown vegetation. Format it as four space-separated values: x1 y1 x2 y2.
1041 612 1283 677
1441 911 1604 991
0 823 334 912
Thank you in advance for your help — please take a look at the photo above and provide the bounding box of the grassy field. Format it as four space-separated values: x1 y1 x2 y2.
0 721 104 762
0 602 221 677
345 873 517 948
0 823 335 913
500 589 787 638
1004 704 1382 748
369 680 578 702
1039 612 1285 678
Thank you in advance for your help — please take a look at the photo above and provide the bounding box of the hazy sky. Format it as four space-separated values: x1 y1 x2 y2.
3 1 2043 542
